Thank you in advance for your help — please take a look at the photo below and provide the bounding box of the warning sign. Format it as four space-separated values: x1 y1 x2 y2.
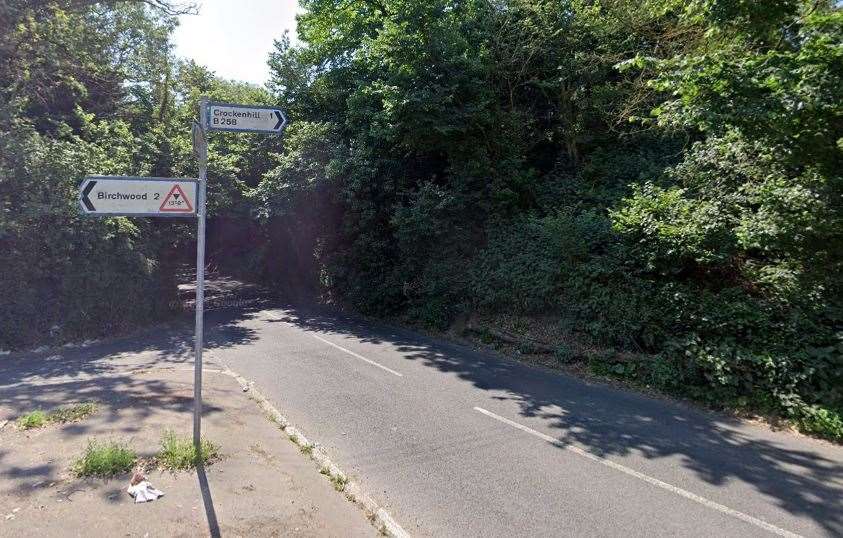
79 176 197 217
159 184 194 212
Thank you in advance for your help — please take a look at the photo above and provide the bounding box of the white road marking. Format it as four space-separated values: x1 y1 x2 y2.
309 333 404 377
264 313 404 378
473 407 802 538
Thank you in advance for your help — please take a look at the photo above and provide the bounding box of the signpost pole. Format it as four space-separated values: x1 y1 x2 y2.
78 97 285 451
193 97 209 448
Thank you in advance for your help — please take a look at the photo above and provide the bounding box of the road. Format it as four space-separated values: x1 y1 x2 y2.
2 302 842 537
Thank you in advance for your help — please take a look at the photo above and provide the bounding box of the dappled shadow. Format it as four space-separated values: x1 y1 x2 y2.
0 459 60 498
273 304 843 536
0 305 263 420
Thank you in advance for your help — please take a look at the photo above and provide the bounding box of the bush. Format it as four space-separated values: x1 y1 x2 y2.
0 125 177 350
473 210 611 312
796 405 843 442
472 210 667 348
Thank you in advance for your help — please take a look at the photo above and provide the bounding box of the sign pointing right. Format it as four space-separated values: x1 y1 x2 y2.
205 101 287 134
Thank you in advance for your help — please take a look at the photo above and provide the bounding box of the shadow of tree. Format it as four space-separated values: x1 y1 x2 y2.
0 306 262 420
271 303 843 536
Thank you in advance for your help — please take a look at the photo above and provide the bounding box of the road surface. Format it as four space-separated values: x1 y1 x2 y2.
2 303 841 537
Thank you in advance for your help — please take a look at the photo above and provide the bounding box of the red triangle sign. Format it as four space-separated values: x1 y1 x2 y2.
159 184 194 212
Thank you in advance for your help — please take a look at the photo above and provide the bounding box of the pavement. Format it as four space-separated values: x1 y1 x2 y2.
1 298 842 537
0 365 375 537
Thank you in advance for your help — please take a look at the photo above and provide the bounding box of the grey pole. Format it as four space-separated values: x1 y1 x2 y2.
193 97 209 448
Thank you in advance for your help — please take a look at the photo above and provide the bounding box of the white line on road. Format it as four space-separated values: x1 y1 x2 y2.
264 311 404 377
473 406 802 538
309 333 404 377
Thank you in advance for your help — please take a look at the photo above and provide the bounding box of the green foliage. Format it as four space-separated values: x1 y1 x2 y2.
16 403 97 430
3 0 842 440
0 123 174 348
48 402 98 424
73 440 137 477
17 410 48 430
158 430 220 470
0 1 277 349
796 405 843 442
251 0 843 439
554 343 576 364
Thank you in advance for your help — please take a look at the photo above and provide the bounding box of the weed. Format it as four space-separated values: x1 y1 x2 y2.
16 402 97 430
320 466 348 491
49 402 97 423
331 473 349 492
299 443 314 456
158 430 220 470
73 440 136 477
16 410 47 430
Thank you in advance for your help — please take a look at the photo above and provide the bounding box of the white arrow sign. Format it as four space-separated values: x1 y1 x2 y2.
205 101 287 134
79 176 198 217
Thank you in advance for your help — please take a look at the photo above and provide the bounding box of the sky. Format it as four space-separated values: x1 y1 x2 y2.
172 0 300 86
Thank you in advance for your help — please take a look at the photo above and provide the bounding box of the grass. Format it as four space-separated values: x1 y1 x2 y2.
16 409 48 429
16 402 97 430
320 466 349 492
49 402 97 423
158 430 220 470
331 474 349 492
72 440 136 477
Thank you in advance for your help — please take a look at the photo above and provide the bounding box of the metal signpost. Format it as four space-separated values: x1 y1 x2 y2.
191 98 209 448
79 96 286 449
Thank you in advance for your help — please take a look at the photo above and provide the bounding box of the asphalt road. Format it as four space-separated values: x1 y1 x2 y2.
3 303 842 537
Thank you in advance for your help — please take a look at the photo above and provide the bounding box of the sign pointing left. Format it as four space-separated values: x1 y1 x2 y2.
79 176 198 217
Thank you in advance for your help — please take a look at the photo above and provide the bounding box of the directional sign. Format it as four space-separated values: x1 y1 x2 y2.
205 101 287 134
79 176 197 217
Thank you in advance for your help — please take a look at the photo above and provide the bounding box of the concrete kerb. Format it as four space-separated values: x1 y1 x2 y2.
221 366 411 538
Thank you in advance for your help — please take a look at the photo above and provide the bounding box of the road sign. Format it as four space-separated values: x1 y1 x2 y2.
191 98 288 447
79 176 197 217
205 101 287 134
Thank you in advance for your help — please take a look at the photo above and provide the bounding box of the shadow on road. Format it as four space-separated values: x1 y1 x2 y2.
270 304 843 536
3 293 841 535
0 306 261 419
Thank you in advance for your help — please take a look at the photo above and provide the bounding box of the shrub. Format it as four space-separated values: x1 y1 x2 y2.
796 406 843 442
0 126 177 350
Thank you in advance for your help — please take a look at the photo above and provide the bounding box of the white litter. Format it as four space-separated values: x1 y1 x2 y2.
127 481 164 503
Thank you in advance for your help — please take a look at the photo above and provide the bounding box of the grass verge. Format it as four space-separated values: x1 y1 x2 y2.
72 440 136 477
16 402 97 430
158 430 220 470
